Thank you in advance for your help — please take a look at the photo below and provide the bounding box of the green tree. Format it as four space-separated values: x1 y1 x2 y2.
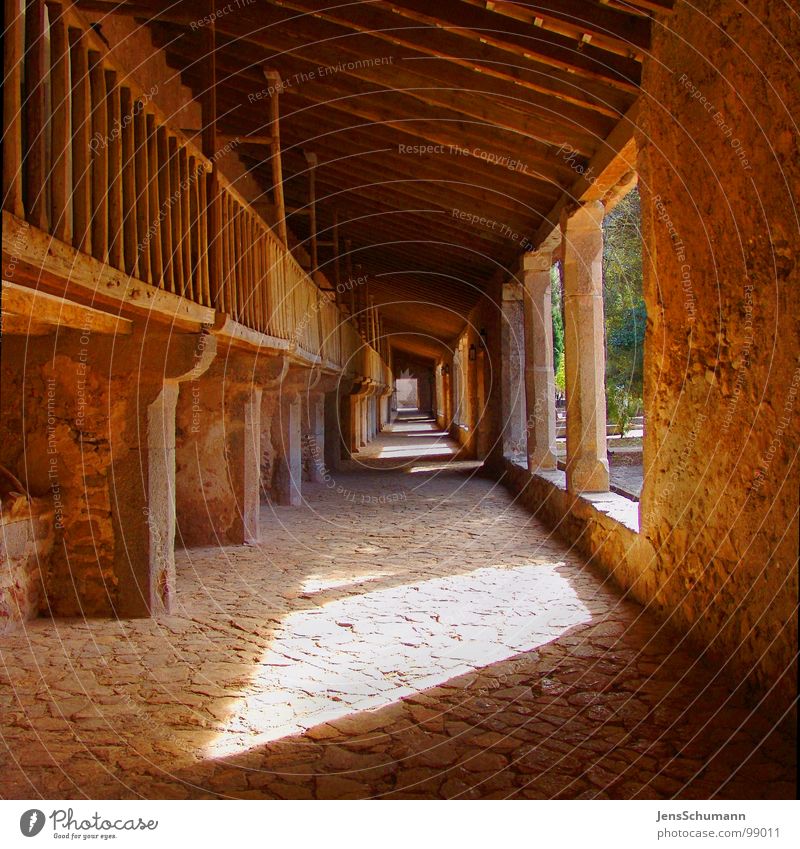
550 263 564 393
602 186 645 431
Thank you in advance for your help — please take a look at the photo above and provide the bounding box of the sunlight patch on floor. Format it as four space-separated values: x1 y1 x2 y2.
388 421 444 434
376 442 458 459
206 563 592 758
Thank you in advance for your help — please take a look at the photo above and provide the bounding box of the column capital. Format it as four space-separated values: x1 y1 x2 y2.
502 280 523 301
561 199 605 233
520 250 552 276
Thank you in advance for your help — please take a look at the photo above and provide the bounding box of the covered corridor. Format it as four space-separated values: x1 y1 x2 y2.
2 0 797 807
0 419 793 799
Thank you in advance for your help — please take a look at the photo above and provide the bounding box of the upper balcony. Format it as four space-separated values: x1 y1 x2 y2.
2 0 390 388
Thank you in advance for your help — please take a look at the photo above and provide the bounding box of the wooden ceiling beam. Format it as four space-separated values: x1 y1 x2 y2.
162 37 600 167
174 67 572 191
281 161 540 241
269 0 640 91
275 185 523 261
605 0 674 15
461 0 650 57
81 0 636 114
278 141 556 212
272 111 562 199
160 21 612 150
199 112 561 207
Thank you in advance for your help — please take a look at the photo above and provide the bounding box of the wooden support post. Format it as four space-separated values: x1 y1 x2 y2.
200 10 222 306
263 67 288 245
69 26 91 255
120 86 137 277
305 151 318 273
48 2 70 242
106 70 123 269
156 126 174 293
24 0 47 231
333 209 341 297
179 147 192 299
167 136 183 292
146 114 163 285
345 237 355 318
88 50 108 263
3 0 24 218
188 156 200 300
197 158 210 305
133 102 151 284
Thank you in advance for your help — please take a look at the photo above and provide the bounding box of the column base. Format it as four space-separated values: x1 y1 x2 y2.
567 454 610 493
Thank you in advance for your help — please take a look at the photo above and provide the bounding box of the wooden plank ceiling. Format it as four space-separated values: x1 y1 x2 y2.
78 0 663 359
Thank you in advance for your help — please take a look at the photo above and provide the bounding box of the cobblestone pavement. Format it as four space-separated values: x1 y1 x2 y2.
0 421 795 799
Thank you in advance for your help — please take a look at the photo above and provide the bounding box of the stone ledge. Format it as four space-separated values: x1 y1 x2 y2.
511 459 640 531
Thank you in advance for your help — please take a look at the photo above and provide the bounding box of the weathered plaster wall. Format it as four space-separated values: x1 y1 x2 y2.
0 503 53 632
1 334 121 615
634 0 799 708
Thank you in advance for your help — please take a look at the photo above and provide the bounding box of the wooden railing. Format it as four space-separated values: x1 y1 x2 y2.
2 0 387 380
3 0 213 305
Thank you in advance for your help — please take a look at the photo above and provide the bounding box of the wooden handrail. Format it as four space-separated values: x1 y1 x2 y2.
1 0 389 383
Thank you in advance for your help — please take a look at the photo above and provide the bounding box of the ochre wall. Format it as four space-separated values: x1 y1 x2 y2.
636 0 799 707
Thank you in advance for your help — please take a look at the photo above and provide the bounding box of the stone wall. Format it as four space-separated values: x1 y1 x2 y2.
634 0 799 709
1 333 120 615
0 501 53 632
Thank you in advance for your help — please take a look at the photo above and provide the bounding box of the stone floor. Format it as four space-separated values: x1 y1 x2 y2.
0 416 795 799
609 464 644 499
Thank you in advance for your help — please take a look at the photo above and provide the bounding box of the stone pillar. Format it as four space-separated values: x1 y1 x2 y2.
175 353 263 547
522 251 558 470
241 387 262 542
500 281 526 457
274 389 302 506
369 389 378 437
361 391 370 445
561 201 609 493
302 392 325 482
324 389 343 471
111 329 216 616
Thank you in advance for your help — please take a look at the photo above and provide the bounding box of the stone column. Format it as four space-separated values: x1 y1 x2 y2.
274 389 302 506
522 251 558 470
112 329 217 616
241 387 263 542
361 390 370 445
500 281 526 457
561 201 609 493
175 352 264 547
324 389 343 471
302 392 325 482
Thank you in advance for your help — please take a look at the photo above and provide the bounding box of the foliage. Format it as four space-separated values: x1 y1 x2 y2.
606 382 640 436
554 352 566 395
602 186 645 423
550 263 565 396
